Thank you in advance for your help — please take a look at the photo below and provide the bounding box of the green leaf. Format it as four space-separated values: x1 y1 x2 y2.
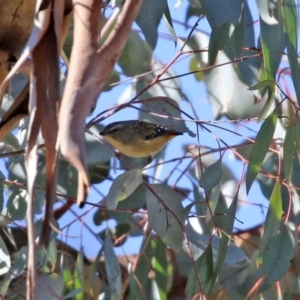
0 236 10 276
118 31 152 76
246 225 295 294
200 157 222 190
185 1 204 23
146 184 184 251
189 56 204 81
105 169 143 210
0 246 27 296
94 184 146 227
260 225 294 286
104 231 122 300
208 22 232 65
35 273 64 299
56 159 78 198
135 0 168 49
200 0 244 63
246 111 277 193
0 171 5 212
129 237 152 298
258 0 285 81
183 224 249 267
185 243 214 297
258 180 282 262
88 161 110 185
231 10 244 56
208 189 240 292
205 184 221 223
74 250 84 300
7 190 27 220
283 123 296 182
200 0 243 27
279 0 300 106
257 86 276 122
151 238 170 300
182 202 196 221
214 187 239 234
256 4 284 121
163 3 177 46
62 288 83 299
248 80 275 90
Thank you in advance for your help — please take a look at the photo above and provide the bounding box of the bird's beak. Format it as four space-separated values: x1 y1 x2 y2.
99 130 105 136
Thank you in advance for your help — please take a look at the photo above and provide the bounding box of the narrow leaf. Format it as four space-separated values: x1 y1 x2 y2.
214 187 239 233
208 189 240 292
104 231 122 300
74 250 84 300
258 180 282 262
0 171 4 212
200 158 222 190
258 0 285 81
105 169 143 210
185 243 214 297
283 123 295 182
246 111 277 193
62 288 83 299
163 3 177 45
248 80 275 91
151 239 169 300
209 22 232 65
257 86 275 122
280 0 300 106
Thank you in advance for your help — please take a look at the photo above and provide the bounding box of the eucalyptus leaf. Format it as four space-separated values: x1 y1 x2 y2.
246 111 277 193
283 123 296 182
135 0 168 49
200 157 222 190
279 0 300 106
7 190 27 220
257 180 282 262
105 169 143 210
104 231 122 300
118 31 152 76
248 80 275 91
0 236 10 276
185 243 213 297
0 171 4 212
260 225 294 286
183 224 249 267
146 184 185 251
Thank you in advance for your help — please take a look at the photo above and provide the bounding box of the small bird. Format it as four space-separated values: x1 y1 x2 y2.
99 120 184 160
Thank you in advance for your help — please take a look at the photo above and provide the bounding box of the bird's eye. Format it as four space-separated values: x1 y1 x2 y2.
112 128 118 132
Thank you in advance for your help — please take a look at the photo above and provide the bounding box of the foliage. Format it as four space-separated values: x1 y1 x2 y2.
0 0 300 299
